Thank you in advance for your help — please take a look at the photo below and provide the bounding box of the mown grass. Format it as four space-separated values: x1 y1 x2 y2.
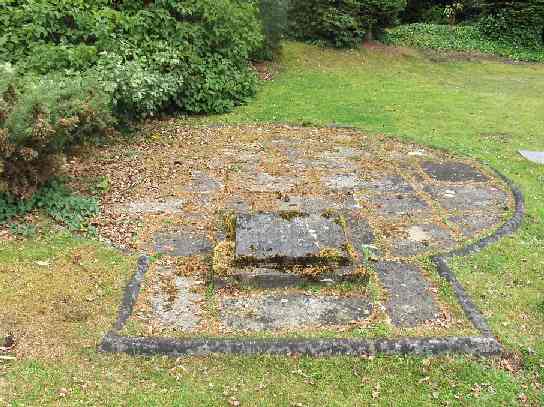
1 42 543 405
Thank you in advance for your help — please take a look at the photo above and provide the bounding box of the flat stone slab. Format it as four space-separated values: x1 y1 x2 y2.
183 172 223 193
369 194 430 217
278 196 340 213
154 232 213 257
246 173 298 193
448 212 503 237
151 269 203 331
322 174 363 190
343 214 375 257
390 223 456 257
235 213 350 265
519 150 544 164
424 184 507 212
421 161 488 183
220 293 372 331
374 261 440 327
359 175 414 194
119 199 185 215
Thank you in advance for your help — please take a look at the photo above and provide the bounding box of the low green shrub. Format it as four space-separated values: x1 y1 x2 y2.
0 64 116 198
0 179 99 232
478 0 544 48
289 0 407 48
384 23 544 62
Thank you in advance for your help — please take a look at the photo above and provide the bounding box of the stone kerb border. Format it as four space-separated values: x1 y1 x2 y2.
99 168 524 358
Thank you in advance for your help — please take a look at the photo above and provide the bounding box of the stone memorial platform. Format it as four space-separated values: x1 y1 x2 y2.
92 125 523 357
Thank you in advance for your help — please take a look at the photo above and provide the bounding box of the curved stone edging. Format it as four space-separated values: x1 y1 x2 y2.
431 169 524 338
99 168 524 358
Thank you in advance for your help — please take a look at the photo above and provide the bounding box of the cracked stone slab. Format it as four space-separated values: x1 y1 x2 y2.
235 213 349 265
368 194 430 217
154 232 213 257
151 269 203 331
359 175 414 194
374 261 440 327
423 184 508 212
390 224 456 257
220 293 372 331
448 212 503 237
421 161 489 183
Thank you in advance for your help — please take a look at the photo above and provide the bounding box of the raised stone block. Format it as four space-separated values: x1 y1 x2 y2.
235 213 350 265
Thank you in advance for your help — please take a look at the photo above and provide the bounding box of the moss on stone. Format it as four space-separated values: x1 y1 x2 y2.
223 212 237 240
318 247 346 264
212 241 236 277
278 210 307 221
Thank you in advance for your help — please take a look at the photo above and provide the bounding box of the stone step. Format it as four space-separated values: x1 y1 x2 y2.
213 266 370 289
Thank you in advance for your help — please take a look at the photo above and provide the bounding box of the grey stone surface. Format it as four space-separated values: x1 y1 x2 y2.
374 261 440 327
343 213 375 257
224 196 251 214
101 334 502 357
519 150 544 164
151 269 203 331
247 173 298 193
424 184 508 212
421 161 489 182
369 194 430 217
183 172 224 193
220 293 372 331
278 196 340 213
448 213 503 237
390 224 456 257
154 232 213 256
216 269 304 289
121 199 185 214
214 265 369 289
322 174 363 190
235 213 349 264
359 175 414 194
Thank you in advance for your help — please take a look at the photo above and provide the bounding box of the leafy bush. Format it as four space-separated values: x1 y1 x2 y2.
0 64 116 198
384 23 544 62
478 1 544 48
289 0 407 48
253 0 290 60
0 179 99 231
0 0 263 119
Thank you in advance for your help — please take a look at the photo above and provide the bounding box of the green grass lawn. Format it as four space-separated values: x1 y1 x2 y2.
1 42 543 406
